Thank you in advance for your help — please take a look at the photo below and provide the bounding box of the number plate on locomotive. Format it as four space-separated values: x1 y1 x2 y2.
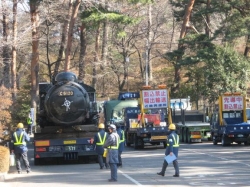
58 91 74 96
65 145 77 151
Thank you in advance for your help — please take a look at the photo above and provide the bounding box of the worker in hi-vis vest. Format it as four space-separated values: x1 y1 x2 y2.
10 123 31 174
94 123 109 169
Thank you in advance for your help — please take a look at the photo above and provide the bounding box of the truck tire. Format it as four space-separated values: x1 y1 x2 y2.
244 141 248 146
133 135 139 150
138 138 144 149
212 135 217 145
221 135 230 146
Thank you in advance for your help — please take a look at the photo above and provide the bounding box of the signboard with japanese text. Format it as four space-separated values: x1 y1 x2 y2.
142 89 168 109
222 96 244 111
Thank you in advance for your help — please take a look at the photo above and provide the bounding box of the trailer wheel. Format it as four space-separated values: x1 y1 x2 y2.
181 128 185 143
186 129 190 143
34 158 41 165
126 141 131 147
163 142 166 148
244 141 248 146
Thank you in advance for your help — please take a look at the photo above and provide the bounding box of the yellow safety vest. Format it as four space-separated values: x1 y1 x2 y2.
167 134 179 147
119 130 125 143
14 132 26 146
96 132 107 145
109 134 120 149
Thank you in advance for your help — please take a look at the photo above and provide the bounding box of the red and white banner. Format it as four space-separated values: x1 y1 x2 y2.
222 96 244 111
142 89 168 109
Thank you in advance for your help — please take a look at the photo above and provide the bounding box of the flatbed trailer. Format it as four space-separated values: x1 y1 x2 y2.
174 110 210 143
177 121 210 143
33 125 97 165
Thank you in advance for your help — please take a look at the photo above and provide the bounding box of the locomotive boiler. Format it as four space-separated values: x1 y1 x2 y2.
38 71 98 128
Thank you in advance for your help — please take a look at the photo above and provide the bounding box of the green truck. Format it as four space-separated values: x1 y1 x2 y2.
103 99 138 127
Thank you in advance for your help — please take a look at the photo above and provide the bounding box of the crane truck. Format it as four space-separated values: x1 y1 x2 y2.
210 93 250 146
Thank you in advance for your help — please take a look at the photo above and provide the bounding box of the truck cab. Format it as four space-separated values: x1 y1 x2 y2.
210 93 250 146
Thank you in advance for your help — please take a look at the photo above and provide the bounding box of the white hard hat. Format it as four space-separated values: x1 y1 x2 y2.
108 124 116 130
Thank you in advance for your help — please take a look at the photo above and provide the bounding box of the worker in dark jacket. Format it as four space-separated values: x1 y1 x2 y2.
103 124 120 182
157 123 180 177
116 123 125 167
94 123 109 169
10 123 31 174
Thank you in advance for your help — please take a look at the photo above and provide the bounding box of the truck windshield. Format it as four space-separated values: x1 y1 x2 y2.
111 110 123 121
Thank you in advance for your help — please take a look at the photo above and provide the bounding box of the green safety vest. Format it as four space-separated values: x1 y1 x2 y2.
27 117 32 125
119 130 125 143
96 132 107 145
109 134 120 149
14 132 26 146
167 134 179 147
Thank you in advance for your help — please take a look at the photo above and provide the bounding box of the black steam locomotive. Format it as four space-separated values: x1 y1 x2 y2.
38 71 99 128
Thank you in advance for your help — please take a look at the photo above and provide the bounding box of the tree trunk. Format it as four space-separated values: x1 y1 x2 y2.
11 0 18 100
92 25 100 89
64 0 81 71
205 0 211 37
1 0 11 88
147 3 153 82
100 0 109 96
172 0 195 93
78 22 87 81
244 35 250 57
30 0 40 130
52 0 72 82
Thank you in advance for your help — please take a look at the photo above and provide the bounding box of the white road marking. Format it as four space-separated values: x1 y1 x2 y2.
182 149 250 167
118 169 143 186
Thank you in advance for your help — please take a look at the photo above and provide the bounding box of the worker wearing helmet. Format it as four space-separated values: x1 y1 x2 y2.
94 123 109 169
103 124 120 182
116 123 125 167
157 123 180 177
10 123 31 174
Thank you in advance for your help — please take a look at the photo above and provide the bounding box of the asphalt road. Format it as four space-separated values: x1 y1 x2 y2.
2 141 250 187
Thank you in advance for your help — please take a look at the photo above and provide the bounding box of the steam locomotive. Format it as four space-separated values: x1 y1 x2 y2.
38 71 99 128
